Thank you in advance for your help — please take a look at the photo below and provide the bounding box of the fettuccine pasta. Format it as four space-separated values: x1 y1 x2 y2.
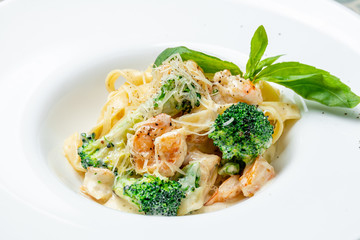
63 53 300 216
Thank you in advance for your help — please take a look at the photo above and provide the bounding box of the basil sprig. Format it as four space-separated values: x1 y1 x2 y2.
254 62 360 108
247 25 360 108
244 25 268 79
154 46 242 76
153 26 360 108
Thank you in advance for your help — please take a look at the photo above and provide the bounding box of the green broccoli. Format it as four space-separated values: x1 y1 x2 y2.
114 174 185 216
178 161 200 194
113 162 201 216
218 162 243 176
153 76 201 116
78 63 202 174
78 133 108 169
209 102 274 170
77 110 142 172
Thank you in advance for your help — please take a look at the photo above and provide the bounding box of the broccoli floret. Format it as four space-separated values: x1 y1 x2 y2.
78 133 109 169
115 175 186 216
78 62 202 174
77 111 140 172
209 102 274 166
113 162 201 216
154 76 201 116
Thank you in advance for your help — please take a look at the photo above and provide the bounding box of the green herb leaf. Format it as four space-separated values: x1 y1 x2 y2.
244 25 268 79
154 46 242 75
254 62 360 108
253 54 283 76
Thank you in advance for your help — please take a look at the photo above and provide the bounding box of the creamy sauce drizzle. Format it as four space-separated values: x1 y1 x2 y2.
104 193 140 214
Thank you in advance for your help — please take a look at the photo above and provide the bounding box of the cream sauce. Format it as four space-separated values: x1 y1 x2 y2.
194 195 245 214
104 193 140 214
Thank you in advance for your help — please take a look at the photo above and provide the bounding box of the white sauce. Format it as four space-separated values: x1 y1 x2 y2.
194 195 245 214
104 193 140 214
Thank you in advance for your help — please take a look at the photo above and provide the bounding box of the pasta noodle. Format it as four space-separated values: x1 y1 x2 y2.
63 132 85 172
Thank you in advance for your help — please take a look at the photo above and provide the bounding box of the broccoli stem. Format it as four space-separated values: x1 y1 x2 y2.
218 162 241 176
178 162 200 194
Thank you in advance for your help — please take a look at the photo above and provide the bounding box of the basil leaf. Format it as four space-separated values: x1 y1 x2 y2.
255 62 360 108
154 46 242 75
253 55 283 76
244 25 268 79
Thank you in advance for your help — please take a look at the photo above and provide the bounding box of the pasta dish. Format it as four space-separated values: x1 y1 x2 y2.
63 26 360 216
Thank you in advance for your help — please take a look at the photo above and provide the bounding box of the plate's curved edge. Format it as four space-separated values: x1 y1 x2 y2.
1 0 360 239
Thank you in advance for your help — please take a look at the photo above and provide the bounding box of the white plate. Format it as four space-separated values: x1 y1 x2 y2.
1 0 360 239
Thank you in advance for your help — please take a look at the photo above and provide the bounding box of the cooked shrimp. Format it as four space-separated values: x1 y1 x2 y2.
212 70 263 105
205 156 275 205
205 175 242 206
131 113 172 165
154 130 187 176
239 156 275 197
130 113 187 177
